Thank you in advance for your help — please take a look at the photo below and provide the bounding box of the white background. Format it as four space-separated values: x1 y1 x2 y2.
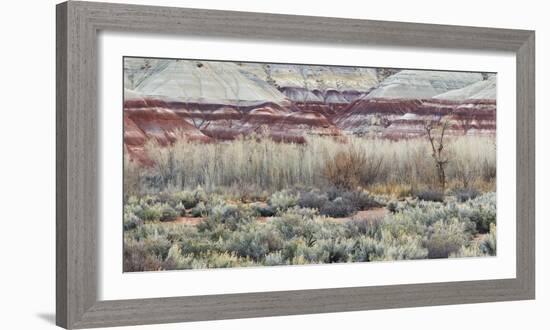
0 0 548 329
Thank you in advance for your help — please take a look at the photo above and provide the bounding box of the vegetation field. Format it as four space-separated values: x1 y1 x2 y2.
123 135 496 271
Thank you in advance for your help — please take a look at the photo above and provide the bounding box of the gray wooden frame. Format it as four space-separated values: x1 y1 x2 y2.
56 1 535 328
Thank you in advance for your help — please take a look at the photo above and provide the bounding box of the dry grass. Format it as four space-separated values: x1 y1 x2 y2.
125 134 496 197
323 147 369 189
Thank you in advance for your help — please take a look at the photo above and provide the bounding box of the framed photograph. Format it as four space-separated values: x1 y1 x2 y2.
56 1 535 328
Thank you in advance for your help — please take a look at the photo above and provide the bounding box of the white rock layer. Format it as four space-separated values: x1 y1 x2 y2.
366 70 484 99
433 75 496 100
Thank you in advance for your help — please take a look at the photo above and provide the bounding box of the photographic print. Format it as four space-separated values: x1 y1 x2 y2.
123 57 497 272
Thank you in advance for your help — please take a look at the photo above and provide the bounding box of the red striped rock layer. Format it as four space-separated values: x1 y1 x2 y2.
280 86 369 117
124 98 211 165
123 97 342 158
333 98 496 139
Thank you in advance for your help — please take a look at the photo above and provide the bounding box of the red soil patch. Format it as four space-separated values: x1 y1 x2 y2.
327 208 389 222
256 217 273 223
171 216 204 226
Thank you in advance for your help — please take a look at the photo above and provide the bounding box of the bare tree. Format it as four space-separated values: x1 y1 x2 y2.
424 120 450 191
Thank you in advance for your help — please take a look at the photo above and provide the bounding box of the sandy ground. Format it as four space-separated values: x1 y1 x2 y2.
172 216 204 226
344 208 388 222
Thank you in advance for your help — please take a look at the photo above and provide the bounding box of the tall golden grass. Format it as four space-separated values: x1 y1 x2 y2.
124 134 496 196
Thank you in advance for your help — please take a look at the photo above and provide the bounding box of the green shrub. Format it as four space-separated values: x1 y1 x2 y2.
268 190 298 212
198 202 253 231
313 238 355 263
341 190 381 210
386 200 398 213
123 241 163 272
143 236 172 260
381 234 428 260
224 223 284 261
251 202 276 217
450 244 485 258
140 203 163 221
163 244 194 270
298 191 328 210
325 186 344 201
319 197 357 218
174 202 186 217
424 218 468 258
123 235 172 272
180 236 218 256
123 211 143 231
272 208 318 244
346 216 383 238
454 188 480 202
159 204 178 222
173 188 207 209
264 251 286 266
353 236 386 262
416 190 444 202
480 223 497 256
122 190 496 270
205 251 254 268
190 202 207 217
460 192 496 233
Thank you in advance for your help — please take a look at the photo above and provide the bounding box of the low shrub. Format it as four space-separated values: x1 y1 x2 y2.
123 211 143 231
325 186 344 201
298 190 328 210
204 251 254 268
159 204 178 222
250 202 276 217
450 244 485 258
353 236 386 262
480 223 497 256
272 208 318 244
382 234 428 260
424 219 468 258
463 193 496 233
386 200 398 213
140 203 163 221
179 236 218 256
123 235 172 272
190 202 207 217
162 244 195 270
123 241 163 272
122 190 496 270
416 189 444 202
268 190 298 212
341 190 381 210
224 223 284 261
173 188 207 209
174 202 186 217
313 238 355 263
319 197 357 218
454 188 480 202
346 216 383 238
198 202 252 231
264 251 286 266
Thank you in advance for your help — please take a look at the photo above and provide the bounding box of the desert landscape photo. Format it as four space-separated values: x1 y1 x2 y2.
122 57 497 272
